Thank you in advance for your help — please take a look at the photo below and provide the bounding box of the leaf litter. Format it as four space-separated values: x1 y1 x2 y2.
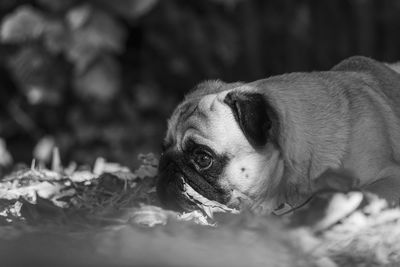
0 150 218 229
0 150 400 266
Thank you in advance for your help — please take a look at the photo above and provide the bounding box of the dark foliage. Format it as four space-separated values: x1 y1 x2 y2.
0 0 399 169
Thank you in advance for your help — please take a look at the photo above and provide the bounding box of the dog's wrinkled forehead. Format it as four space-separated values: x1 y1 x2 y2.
165 81 248 153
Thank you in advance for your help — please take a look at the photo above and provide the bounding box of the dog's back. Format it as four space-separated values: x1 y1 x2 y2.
333 56 400 111
332 56 400 161
386 61 400 74
248 56 400 200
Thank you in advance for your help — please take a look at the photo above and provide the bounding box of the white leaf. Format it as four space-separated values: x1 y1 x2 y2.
70 170 95 182
130 205 170 227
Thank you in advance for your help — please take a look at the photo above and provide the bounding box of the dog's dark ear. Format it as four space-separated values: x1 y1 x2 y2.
224 91 273 148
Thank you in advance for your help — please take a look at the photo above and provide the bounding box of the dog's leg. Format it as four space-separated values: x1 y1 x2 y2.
362 165 400 207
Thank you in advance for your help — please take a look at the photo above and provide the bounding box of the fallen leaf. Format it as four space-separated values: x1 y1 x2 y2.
93 157 130 176
129 205 171 227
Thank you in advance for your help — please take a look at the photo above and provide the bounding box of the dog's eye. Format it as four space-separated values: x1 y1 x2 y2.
193 149 213 169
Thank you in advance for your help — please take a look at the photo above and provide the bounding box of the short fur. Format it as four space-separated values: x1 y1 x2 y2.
157 56 400 212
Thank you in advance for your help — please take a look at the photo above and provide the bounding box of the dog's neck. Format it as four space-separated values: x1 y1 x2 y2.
250 169 313 215
264 166 317 214
281 180 313 208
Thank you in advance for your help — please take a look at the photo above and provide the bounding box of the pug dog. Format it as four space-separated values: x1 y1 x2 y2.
156 56 400 214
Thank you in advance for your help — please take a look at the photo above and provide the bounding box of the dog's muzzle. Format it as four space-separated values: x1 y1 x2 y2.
156 151 228 212
156 153 196 211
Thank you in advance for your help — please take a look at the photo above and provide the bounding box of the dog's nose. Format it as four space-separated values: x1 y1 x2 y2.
156 153 185 211
156 170 186 212
158 151 180 172
158 154 169 172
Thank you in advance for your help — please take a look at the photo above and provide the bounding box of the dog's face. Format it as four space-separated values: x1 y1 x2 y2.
157 81 285 212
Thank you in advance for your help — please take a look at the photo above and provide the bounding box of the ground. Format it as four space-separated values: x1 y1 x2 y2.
0 151 399 267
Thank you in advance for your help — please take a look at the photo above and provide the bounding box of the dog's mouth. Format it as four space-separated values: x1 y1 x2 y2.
156 155 238 217
179 176 239 217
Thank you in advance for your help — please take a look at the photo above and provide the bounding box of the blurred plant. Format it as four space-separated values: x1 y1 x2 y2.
0 0 160 167
0 0 399 170
0 138 12 167
1 4 127 103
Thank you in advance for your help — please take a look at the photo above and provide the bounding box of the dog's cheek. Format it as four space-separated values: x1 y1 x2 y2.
221 154 267 196
221 149 284 206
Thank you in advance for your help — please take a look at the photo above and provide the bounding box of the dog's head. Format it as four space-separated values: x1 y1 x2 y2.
156 80 285 212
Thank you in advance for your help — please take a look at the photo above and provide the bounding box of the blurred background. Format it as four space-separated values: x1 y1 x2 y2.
0 0 399 170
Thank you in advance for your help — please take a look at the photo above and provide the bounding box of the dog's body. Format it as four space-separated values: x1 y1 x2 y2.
157 56 400 213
